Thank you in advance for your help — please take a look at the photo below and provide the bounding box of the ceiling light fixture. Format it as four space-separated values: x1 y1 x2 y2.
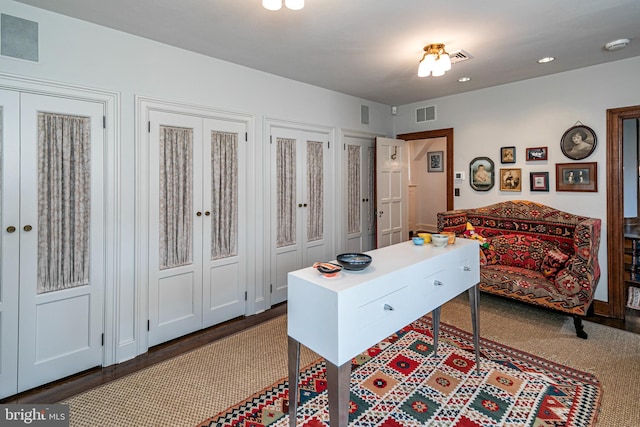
458 77 471 82
263 0 304 11
605 38 631 51
417 43 452 77
537 56 555 64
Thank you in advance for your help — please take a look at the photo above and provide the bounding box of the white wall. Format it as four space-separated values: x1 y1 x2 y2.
1 1 393 363
394 56 640 302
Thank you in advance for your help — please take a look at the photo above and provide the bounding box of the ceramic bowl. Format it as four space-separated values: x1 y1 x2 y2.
417 233 432 243
412 237 424 245
431 234 449 247
336 253 372 271
313 262 343 278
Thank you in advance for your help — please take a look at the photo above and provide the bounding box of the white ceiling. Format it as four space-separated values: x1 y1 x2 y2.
14 0 640 106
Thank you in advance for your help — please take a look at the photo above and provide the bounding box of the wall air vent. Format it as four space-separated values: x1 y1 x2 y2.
416 105 436 123
361 105 369 125
449 49 473 64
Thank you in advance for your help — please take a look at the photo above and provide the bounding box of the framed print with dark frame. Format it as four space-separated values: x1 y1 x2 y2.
530 171 549 192
501 146 516 163
469 157 494 191
556 162 597 192
560 125 597 160
526 146 548 161
500 168 522 191
427 151 444 172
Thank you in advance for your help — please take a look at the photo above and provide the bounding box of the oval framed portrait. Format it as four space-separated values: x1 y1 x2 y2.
469 156 495 191
561 125 597 160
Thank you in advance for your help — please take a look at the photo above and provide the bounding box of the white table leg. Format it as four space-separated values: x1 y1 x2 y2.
432 306 441 355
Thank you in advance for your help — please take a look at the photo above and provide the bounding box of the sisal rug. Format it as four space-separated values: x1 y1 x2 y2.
197 316 601 427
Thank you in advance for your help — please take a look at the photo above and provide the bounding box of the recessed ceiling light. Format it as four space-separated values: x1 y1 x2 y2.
458 77 471 82
605 38 631 51
537 57 555 64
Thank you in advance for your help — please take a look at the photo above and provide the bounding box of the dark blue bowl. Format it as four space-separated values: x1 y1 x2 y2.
336 253 372 271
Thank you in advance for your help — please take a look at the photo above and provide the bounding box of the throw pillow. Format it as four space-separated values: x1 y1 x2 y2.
541 247 570 283
485 234 551 271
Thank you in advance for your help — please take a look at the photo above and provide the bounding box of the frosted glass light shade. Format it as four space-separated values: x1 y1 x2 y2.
285 0 304 10
263 0 282 10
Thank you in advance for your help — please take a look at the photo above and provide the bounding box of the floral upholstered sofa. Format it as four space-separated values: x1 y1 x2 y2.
437 200 601 339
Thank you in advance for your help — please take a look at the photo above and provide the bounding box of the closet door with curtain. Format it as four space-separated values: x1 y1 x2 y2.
148 111 247 346
0 90 105 397
269 126 332 305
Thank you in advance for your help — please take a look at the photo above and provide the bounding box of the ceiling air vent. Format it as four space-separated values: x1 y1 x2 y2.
449 49 473 64
416 105 436 123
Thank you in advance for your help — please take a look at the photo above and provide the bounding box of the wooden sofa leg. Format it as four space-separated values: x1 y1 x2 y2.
573 316 588 339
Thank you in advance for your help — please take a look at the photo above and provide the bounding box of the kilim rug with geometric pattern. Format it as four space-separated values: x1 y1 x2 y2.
197 316 601 427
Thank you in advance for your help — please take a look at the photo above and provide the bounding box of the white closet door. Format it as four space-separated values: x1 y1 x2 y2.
270 127 331 305
344 136 376 253
148 111 204 347
0 89 20 398
202 118 246 327
18 93 105 392
376 137 408 248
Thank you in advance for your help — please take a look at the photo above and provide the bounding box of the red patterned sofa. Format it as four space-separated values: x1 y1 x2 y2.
437 200 601 339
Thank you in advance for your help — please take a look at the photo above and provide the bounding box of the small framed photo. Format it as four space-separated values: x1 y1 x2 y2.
500 168 522 191
530 172 549 192
561 125 597 160
556 162 598 192
427 151 444 172
469 157 495 191
526 147 548 161
501 146 516 163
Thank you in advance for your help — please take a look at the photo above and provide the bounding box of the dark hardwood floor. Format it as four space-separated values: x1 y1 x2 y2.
1 301 637 405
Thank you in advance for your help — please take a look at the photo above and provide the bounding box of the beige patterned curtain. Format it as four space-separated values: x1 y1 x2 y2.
306 140 323 241
277 137 296 247
211 131 238 260
367 146 376 232
347 144 361 234
37 112 91 293
159 126 193 270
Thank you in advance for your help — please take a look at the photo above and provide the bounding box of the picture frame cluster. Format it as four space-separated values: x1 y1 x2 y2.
468 124 598 193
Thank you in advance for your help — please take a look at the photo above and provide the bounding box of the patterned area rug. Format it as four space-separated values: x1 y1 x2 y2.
197 316 601 427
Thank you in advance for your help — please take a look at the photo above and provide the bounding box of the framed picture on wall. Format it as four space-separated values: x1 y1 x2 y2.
556 162 598 192
561 125 597 160
469 157 495 191
500 168 522 191
501 146 516 163
427 151 444 172
526 147 548 161
530 172 549 191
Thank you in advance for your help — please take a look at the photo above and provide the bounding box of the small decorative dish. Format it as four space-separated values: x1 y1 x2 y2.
313 262 343 278
412 237 424 245
431 234 449 247
336 253 372 271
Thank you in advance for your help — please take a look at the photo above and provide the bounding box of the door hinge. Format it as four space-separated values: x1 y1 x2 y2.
344 143 346 150
103 116 106 129
147 319 150 331
328 141 330 149
270 135 273 144
244 291 248 301
270 284 273 293
148 121 151 133
101 333 104 346
245 132 248 142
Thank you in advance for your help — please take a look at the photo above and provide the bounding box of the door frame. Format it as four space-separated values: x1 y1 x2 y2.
604 105 640 319
396 128 455 211
0 73 120 367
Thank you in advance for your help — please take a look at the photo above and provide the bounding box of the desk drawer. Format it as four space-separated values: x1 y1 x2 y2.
357 285 409 327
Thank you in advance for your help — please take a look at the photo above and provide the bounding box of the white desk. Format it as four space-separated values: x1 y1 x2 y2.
287 239 480 427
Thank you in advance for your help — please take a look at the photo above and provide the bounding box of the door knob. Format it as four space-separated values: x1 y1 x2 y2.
23 225 33 232
196 212 202 217
205 211 211 216
6 226 16 233
378 210 384 217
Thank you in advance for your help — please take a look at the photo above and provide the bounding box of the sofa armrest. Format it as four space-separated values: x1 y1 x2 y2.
437 210 468 234
554 218 602 309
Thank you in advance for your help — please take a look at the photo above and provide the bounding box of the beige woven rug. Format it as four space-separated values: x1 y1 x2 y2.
64 294 640 426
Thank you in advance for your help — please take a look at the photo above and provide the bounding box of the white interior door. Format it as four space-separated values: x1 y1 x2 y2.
18 93 105 392
201 118 247 327
148 111 204 346
376 137 408 248
344 136 376 253
0 89 20 398
269 127 332 305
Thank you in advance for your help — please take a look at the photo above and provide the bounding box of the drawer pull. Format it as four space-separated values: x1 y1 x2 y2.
383 304 394 311
463 266 471 271
434 280 444 286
